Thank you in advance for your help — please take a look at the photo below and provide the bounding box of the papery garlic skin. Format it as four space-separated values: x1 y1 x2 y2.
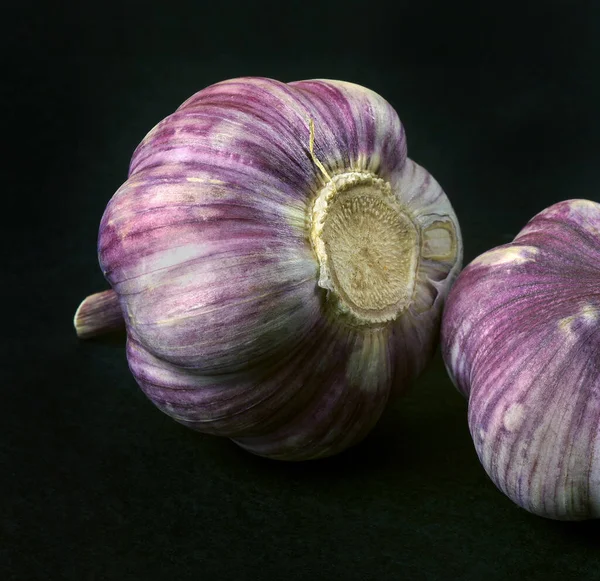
441 199 600 519
90 77 462 460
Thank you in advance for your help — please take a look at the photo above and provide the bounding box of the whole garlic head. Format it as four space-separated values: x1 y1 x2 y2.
76 77 462 460
442 199 600 519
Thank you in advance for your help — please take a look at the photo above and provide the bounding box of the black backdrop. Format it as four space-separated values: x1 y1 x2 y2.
6 0 600 579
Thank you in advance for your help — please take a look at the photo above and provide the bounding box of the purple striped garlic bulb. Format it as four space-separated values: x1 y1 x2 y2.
75 77 462 461
441 199 600 520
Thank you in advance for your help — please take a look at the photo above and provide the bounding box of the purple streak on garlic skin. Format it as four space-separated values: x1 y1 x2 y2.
126 290 440 461
127 318 392 461
441 199 600 520
93 77 462 460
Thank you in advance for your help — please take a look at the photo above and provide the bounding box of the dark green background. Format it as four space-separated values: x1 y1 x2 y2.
6 0 600 578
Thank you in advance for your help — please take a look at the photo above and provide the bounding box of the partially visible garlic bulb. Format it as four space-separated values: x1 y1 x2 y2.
441 199 600 520
75 77 462 460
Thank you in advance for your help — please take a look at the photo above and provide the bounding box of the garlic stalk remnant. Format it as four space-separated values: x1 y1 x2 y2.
75 77 462 461
441 200 600 520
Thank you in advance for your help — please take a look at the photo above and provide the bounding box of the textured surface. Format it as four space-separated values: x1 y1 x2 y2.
442 200 600 519
98 77 462 460
7 0 600 578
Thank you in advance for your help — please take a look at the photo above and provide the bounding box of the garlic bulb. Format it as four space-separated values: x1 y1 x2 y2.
75 77 462 460
441 199 600 520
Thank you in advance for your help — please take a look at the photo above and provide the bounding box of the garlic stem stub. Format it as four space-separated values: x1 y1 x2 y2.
441 199 600 520
75 77 462 460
